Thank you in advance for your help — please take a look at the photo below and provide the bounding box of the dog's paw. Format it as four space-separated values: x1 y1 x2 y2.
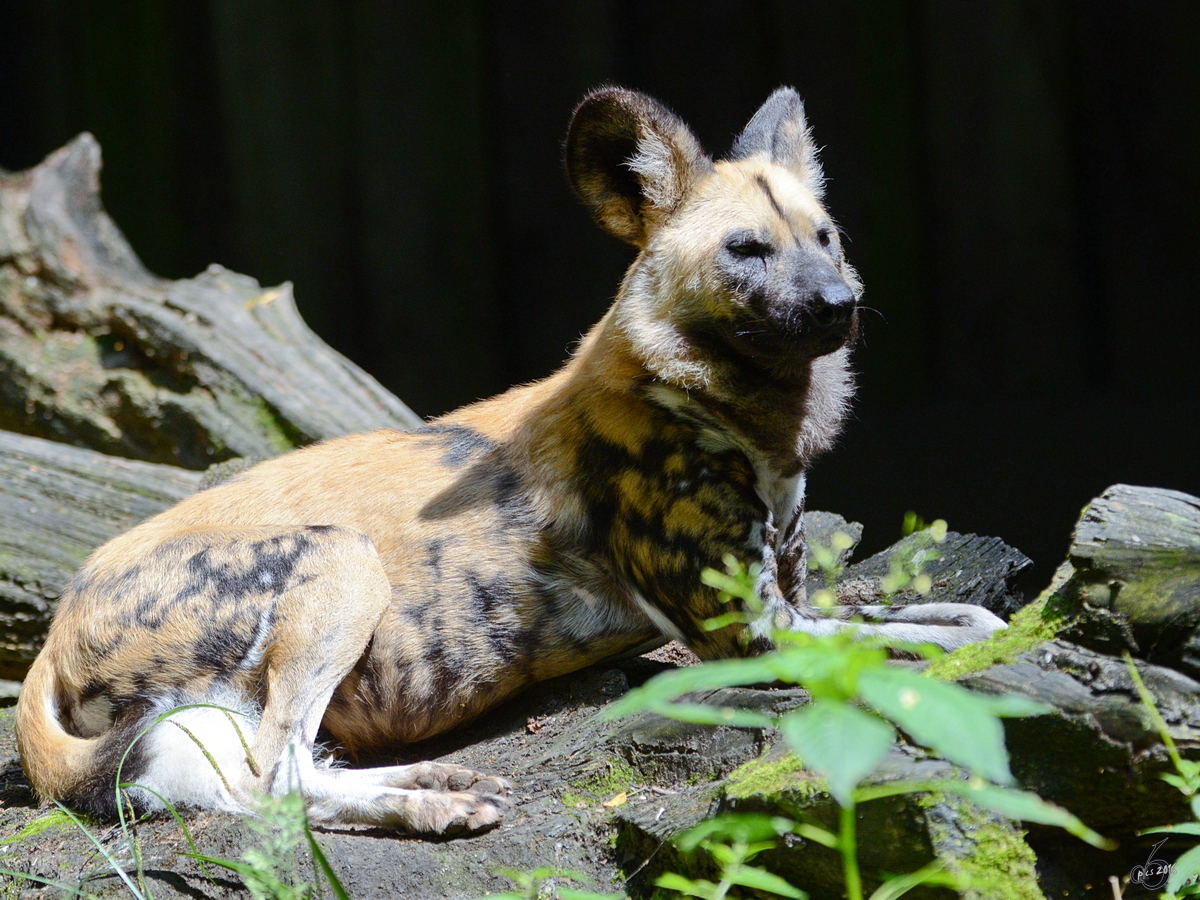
403 787 509 836
382 761 512 795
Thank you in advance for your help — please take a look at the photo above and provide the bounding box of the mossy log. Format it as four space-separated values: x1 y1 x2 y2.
0 134 420 471
1056 484 1200 675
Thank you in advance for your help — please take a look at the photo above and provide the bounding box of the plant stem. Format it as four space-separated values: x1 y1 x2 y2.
840 803 863 900
712 842 746 900
1124 652 1185 772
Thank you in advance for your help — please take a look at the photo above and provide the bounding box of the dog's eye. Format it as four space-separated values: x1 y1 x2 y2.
727 237 770 258
817 227 834 248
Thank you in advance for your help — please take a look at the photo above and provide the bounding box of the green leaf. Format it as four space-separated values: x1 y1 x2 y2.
1177 758 1200 778
1170 844 1200 893
868 861 967 900
703 611 753 632
0 867 103 899
655 871 716 899
602 656 786 719
702 566 760 606
51 800 147 900
1164 773 1194 792
305 819 351 900
126 781 217 884
674 814 795 852
1145 823 1200 836
779 702 895 807
644 702 776 729
729 865 808 898
792 822 840 848
858 667 1013 785
190 854 265 879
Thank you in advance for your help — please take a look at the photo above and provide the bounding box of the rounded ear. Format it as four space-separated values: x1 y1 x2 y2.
728 87 824 196
566 87 712 247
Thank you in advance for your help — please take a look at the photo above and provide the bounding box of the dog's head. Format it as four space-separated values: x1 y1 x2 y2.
567 87 860 389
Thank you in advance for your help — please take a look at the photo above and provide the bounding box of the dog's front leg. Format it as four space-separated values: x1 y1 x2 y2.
763 594 1007 652
750 526 1005 652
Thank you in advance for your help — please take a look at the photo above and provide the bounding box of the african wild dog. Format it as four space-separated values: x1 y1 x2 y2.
16 87 1005 835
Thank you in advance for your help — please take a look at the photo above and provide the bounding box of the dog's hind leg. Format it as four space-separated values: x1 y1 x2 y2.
236 526 508 834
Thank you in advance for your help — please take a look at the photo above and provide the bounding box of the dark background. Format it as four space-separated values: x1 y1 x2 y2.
2 2 1197 584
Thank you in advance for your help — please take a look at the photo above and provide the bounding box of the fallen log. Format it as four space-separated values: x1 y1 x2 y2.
0 135 427 677
1056 484 1200 675
0 134 420 470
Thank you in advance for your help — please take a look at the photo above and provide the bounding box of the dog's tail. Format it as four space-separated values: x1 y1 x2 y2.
13 652 131 815
17 651 262 817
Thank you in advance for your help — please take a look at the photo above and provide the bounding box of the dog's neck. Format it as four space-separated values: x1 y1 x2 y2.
566 305 850 477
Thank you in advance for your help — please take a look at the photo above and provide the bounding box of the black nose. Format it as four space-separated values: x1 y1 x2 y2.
806 282 856 329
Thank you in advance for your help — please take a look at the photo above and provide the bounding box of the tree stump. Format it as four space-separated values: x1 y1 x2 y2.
1057 484 1200 675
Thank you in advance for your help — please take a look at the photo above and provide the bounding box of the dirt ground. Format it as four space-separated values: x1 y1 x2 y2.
0 647 714 899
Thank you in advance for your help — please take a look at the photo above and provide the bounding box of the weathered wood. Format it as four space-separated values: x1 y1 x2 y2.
1056 484 1200 675
964 640 1197 833
0 134 421 470
826 530 1034 618
0 430 203 679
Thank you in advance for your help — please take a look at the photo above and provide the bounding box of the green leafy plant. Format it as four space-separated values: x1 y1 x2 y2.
192 787 349 900
805 530 855 609
880 515 949 596
607 544 1110 900
1126 652 1200 897
655 814 817 899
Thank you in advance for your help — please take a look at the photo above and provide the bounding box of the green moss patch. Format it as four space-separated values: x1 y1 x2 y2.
722 748 824 803
562 757 637 808
927 566 1075 682
921 791 1044 900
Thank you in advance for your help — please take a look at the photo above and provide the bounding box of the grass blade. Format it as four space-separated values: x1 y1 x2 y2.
305 820 351 900
123 781 217 883
50 800 145 900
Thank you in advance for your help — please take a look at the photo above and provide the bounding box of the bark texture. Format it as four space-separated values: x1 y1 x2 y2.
0 134 420 471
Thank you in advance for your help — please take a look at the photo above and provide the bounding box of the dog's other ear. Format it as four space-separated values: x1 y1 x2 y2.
566 87 712 247
728 87 824 197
